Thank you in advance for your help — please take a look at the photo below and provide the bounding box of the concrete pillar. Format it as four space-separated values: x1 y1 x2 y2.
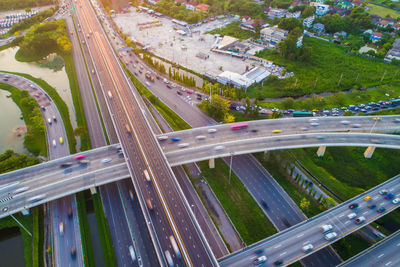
90 187 97 194
264 150 268 155
316 146 326 157
209 158 215 169
364 146 376 159
21 209 30 216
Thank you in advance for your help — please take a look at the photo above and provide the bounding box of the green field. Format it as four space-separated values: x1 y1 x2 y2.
208 21 256 40
367 3 400 19
199 159 277 245
252 38 400 99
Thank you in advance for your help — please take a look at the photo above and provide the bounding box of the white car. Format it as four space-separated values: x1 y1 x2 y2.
102 158 112 163
59 222 64 236
178 143 189 148
214 145 225 151
253 255 267 265
158 135 168 141
310 122 319 127
208 128 217 133
324 232 337 241
302 244 314 253
341 120 350 125
320 224 333 233
52 140 57 147
347 212 357 219
195 135 206 140
392 198 400 204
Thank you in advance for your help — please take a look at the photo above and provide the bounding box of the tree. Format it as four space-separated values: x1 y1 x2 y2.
302 6 315 18
282 97 295 109
269 111 282 119
245 97 251 115
278 18 303 32
343 110 354 116
300 197 310 210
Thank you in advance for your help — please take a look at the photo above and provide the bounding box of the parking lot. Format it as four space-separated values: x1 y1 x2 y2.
114 8 252 76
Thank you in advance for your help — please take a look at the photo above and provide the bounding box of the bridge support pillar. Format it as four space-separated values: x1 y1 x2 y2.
364 146 376 159
90 187 97 194
209 158 215 169
316 146 326 157
21 209 30 216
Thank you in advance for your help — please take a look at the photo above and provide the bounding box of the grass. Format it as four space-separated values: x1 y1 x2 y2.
252 37 400 99
1 71 77 153
92 193 117 266
0 212 34 267
331 232 371 260
0 82 47 156
76 192 95 267
208 21 256 40
291 146 400 201
62 53 91 151
367 3 400 19
198 159 277 245
125 67 191 131
254 151 325 217
32 207 43 267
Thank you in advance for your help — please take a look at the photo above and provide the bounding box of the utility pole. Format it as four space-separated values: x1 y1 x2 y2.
381 70 387 82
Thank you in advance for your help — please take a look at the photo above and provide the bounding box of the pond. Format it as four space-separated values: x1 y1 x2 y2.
0 227 25 267
0 88 27 154
0 47 77 129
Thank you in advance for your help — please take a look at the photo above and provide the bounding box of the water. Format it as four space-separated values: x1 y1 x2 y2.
0 227 25 267
0 89 27 154
0 47 77 129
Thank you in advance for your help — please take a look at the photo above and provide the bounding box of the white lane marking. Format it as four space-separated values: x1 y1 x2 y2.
280 251 287 256
385 262 391 266
373 196 379 200
363 211 368 215
397 243 400 247
274 244 281 249
345 221 350 224
378 254 384 258
339 214 344 218
297 234 304 238
303 241 310 245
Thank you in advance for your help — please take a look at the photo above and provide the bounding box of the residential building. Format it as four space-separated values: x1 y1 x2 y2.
267 8 289 19
196 3 210 12
385 38 400 62
289 0 301 9
379 19 389 28
393 22 400 31
351 0 363 7
260 26 289 46
240 19 269 32
337 0 351 9
370 14 382 25
303 16 315 28
287 11 302 19
327 7 350 16
186 1 197 11
315 3 330 16
334 31 347 39
313 23 325 33
370 32 382 42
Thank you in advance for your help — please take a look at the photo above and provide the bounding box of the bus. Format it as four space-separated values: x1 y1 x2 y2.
169 235 181 258
144 169 151 182
293 111 313 117
231 122 248 130
164 250 174 267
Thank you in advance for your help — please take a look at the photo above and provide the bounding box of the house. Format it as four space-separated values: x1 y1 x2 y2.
267 8 289 19
334 31 347 39
240 19 269 32
385 38 400 62
370 14 382 25
370 32 382 42
289 0 301 9
185 1 197 11
287 11 302 19
315 4 330 16
196 3 210 12
337 0 351 9
379 19 390 28
241 16 251 23
303 16 315 28
351 0 363 7
147 0 160 5
260 26 289 46
313 23 325 33
385 17 396 25
393 22 400 31
327 7 350 16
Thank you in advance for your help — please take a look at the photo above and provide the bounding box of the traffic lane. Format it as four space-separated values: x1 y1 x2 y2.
339 230 400 267
228 154 305 228
220 176 400 266
164 133 400 166
172 165 229 259
118 179 160 267
100 184 139 267
158 115 400 147
0 145 123 185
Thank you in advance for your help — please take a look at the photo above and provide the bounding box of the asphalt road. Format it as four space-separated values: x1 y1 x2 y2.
163 132 400 166
219 174 400 267
338 229 400 267
75 0 218 265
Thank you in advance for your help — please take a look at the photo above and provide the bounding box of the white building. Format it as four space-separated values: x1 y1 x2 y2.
303 16 315 28
260 26 289 47
216 67 270 89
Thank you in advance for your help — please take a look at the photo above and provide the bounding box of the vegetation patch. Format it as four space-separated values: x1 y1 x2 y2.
0 83 46 156
331 233 371 260
252 38 400 99
0 0 54 12
39 55 65 72
198 159 277 244
208 21 256 40
367 3 400 19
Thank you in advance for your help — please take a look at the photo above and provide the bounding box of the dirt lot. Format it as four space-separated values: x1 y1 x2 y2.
114 8 252 77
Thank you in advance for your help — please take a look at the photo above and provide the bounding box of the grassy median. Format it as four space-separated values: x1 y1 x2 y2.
199 159 277 244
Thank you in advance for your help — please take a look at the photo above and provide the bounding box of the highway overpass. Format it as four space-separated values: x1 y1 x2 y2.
337 229 400 267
